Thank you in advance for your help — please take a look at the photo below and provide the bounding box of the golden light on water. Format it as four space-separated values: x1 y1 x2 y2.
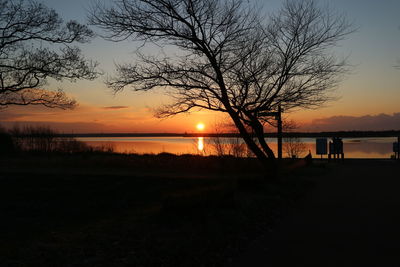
196 122 205 131
197 137 204 152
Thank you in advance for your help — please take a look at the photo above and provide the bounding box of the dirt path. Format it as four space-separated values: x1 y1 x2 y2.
235 160 400 267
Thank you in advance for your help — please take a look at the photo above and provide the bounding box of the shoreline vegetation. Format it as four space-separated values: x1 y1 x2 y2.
2 125 398 159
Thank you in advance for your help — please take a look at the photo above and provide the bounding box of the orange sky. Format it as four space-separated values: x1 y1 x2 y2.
1 100 400 133
0 102 220 133
1 72 400 133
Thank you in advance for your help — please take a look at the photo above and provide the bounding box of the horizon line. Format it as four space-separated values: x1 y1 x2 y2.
56 130 400 138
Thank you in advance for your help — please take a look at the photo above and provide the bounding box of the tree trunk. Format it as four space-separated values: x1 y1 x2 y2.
251 119 276 160
227 111 277 178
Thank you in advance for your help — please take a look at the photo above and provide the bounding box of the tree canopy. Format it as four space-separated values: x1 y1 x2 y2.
0 0 98 109
90 0 352 166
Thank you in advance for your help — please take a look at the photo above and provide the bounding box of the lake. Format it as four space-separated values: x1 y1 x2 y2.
77 136 398 159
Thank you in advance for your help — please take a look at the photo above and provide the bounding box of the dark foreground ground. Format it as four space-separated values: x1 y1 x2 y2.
236 159 400 267
0 153 314 267
1 154 399 266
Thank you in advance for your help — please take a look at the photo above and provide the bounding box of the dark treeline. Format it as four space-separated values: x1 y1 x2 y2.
0 125 114 154
57 130 400 138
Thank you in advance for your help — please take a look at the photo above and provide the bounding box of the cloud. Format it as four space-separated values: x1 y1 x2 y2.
102 106 130 110
301 113 400 131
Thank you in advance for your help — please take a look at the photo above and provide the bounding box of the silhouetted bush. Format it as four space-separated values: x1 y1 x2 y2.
57 137 91 153
283 120 307 158
208 121 251 158
90 142 115 153
9 125 57 152
7 125 93 154
0 127 15 155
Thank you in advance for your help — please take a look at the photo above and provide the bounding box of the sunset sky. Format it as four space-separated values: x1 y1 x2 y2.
1 0 399 133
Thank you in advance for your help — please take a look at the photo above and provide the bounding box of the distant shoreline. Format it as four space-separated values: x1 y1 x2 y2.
58 130 400 138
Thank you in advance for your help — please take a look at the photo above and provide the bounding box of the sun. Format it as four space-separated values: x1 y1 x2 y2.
196 122 205 131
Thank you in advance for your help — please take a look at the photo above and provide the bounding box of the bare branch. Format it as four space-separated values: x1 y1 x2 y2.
91 0 353 163
0 0 99 109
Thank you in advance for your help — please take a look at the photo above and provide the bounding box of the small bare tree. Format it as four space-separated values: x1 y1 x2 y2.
282 120 307 159
209 121 248 157
90 0 352 172
0 0 98 109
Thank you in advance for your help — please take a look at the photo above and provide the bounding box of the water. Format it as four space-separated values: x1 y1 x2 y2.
76 136 398 159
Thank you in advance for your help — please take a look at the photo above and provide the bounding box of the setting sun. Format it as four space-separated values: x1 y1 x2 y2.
196 122 205 131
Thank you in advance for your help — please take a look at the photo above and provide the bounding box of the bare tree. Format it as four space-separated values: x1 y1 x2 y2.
0 0 98 109
209 120 248 157
90 0 352 170
282 119 307 159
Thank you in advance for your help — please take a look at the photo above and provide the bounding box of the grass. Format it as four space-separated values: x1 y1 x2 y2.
0 153 322 266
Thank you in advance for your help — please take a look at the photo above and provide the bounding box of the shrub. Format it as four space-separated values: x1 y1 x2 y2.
7 125 91 154
0 126 15 155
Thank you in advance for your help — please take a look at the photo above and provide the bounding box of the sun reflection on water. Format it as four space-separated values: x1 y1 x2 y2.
197 137 204 152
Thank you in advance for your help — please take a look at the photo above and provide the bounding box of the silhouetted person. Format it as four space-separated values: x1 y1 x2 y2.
304 150 312 165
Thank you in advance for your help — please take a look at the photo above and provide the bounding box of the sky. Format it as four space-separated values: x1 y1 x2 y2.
0 0 399 133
